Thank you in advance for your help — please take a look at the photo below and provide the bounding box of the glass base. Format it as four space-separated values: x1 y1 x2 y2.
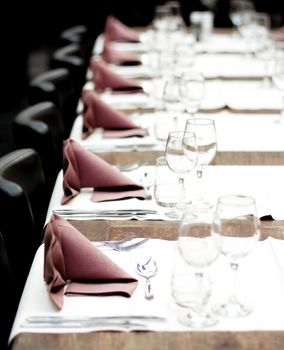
178 310 219 328
212 301 252 318
191 199 214 211
165 208 185 219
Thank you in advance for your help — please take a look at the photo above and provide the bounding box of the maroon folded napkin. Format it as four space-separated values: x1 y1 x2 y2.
104 15 140 42
102 39 141 65
44 214 138 309
81 90 147 138
91 58 144 93
62 139 146 204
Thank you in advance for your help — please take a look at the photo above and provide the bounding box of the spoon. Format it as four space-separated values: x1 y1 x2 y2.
136 256 158 300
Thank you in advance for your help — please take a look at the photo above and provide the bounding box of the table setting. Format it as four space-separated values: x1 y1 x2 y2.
10 9 284 350
9 224 284 345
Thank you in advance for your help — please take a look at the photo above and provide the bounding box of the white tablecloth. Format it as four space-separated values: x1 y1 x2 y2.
9 237 284 345
47 165 284 223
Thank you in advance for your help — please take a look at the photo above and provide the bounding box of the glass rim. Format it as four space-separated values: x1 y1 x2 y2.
167 131 196 138
186 118 215 125
217 194 256 207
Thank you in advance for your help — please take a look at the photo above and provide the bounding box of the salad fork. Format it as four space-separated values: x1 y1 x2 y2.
97 237 150 251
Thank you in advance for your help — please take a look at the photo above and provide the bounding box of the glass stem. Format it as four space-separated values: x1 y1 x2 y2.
193 271 205 314
281 95 284 121
176 177 185 210
195 167 204 203
228 262 239 305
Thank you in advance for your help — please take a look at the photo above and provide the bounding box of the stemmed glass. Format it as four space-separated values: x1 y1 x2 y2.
165 131 198 219
162 77 184 117
254 38 275 88
272 59 284 124
179 71 205 118
184 118 217 210
177 208 220 327
212 194 260 318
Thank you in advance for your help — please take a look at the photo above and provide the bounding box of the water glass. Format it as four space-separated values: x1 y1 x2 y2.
154 156 179 210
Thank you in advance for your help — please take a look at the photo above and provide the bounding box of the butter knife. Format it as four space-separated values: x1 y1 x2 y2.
25 315 166 323
53 209 157 215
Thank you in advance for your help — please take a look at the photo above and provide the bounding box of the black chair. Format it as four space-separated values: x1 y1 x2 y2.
59 24 93 60
50 43 87 105
0 231 17 350
0 149 47 300
27 68 77 137
13 102 64 200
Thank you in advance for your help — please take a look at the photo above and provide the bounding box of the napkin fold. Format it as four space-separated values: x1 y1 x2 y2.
44 214 138 309
81 90 147 138
91 58 143 93
104 15 140 42
62 139 146 204
102 39 141 65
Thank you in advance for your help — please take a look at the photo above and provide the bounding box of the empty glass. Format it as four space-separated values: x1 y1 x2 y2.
154 112 178 143
184 118 217 210
179 71 205 118
177 208 219 327
165 131 198 219
154 156 179 215
212 194 260 318
272 58 284 124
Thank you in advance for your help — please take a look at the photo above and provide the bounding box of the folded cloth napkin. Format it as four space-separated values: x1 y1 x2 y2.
62 139 147 204
81 90 147 138
44 214 138 309
91 58 144 93
104 15 140 42
102 39 141 65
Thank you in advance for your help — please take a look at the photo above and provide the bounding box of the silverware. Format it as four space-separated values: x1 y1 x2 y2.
21 315 166 329
108 238 150 251
53 209 157 217
136 256 158 300
25 315 165 323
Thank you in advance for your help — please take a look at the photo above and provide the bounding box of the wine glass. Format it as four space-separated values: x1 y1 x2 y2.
254 38 275 88
212 194 260 318
272 58 284 124
165 131 198 219
153 156 179 217
179 71 205 118
162 77 184 117
184 118 217 210
177 208 219 327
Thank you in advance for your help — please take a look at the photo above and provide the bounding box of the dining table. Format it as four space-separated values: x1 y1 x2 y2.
9 20 284 350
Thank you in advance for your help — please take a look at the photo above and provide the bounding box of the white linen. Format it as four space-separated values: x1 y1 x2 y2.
70 111 284 154
194 34 248 54
47 165 284 223
194 54 268 79
198 111 284 152
93 34 148 56
69 115 161 152
9 237 284 344
202 81 281 111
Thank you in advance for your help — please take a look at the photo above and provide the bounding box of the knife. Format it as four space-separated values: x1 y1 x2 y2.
21 315 166 328
53 209 157 215
25 315 166 323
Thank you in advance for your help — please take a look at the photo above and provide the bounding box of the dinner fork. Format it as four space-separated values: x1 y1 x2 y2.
96 236 150 251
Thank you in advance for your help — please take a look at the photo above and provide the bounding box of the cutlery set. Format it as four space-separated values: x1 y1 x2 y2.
53 208 157 218
21 315 166 329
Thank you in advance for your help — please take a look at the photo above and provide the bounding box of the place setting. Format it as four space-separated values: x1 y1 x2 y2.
70 89 158 152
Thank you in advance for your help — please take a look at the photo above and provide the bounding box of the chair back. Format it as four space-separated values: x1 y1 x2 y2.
13 102 64 198
59 25 93 60
51 43 87 104
0 149 46 297
0 231 17 349
28 68 76 137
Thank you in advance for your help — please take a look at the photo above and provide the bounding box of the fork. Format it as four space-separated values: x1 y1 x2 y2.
96 236 150 251
98 234 137 247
